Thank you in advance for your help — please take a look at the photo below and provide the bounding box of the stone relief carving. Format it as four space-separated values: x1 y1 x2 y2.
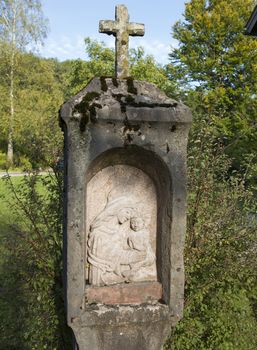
86 165 157 286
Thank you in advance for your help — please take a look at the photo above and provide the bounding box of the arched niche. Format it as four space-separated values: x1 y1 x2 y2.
85 146 172 303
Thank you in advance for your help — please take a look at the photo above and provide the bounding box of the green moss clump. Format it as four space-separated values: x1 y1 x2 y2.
74 92 100 114
112 93 126 113
125 95 135 104
73 91 101 131
100 77 108 92
112 78 119 87
79 113 89 132
89 103 102 122
126 77 137 94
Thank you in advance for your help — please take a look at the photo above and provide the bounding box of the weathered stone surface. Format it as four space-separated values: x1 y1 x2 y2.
73 304 172 350
99 5 145 78
60 77 192 349
86 281 162 305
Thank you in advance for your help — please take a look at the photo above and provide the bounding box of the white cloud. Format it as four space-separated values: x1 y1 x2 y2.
130 38 178 64
39 34 178 65
39 34 86 60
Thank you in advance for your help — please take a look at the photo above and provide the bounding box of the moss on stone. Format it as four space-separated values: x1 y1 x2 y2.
170 125 177 132
89 103 102 122
126 77 137 94
79 113 89 132
130 101 177 108
100 77 108 92
112 78 119 87
125 95 135 104
112 93 127 113
74 92 100 114
73 91 101 130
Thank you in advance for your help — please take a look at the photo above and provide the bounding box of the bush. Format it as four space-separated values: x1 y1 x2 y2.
165 112 257 349
0 171 72 349
18 155 32 171
0 151 7 170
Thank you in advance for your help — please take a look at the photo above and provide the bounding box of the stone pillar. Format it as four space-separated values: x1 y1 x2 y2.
60 77 192 350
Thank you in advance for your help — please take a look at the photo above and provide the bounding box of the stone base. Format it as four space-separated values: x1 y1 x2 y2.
86 281 162 305
71 303 173 350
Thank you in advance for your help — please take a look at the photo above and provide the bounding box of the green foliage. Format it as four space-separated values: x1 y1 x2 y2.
0 0 47 48
165 107 257 349
0 52 64 169
0 151 7 169
14 55 63 168
60 38 178 99
172 289 257 350
59 37 115 98
168 9 257 345
170 0 257 171
171 0 257 88
0 0 48 165
0 36 177 169
129 47 178 97
0 173 72 349
16 155 32 171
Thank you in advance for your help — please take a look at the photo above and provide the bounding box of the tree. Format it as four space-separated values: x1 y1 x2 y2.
161 98 257 349
60 38 178 100
0 0 47 165
170 0 257 171
165 2 257 347
59 38 115 99
0 52 64 170
14 54 63 168
129 47 178 98
0 172 73 349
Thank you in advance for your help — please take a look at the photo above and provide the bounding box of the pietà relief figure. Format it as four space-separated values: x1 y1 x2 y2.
87 195 156 286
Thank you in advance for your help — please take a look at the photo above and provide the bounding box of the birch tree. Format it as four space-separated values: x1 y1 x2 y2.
0 0 47 165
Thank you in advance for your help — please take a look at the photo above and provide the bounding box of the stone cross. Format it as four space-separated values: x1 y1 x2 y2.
99 4 145 79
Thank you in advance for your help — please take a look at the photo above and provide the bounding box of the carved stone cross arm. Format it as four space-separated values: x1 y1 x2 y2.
99 20 118 34
99 4 145 79
99 20 144 36
127 23 145 36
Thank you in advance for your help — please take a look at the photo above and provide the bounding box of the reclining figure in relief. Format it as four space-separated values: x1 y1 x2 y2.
87 195 156 286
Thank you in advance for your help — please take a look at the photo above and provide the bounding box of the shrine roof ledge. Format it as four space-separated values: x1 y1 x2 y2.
60 77 192 125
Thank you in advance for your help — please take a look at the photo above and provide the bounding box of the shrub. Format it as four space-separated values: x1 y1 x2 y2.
165 113 257 349
18 156 32 171
0 151 7 170
0 171 72 349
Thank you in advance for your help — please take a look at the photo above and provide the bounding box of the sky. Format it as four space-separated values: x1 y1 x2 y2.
39 0 187 65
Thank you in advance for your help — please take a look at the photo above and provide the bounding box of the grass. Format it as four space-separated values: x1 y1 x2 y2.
0 180 22 278
0 178 18 213
0 177 24 275
0 174 49 228
0 174 54 348
0 175 49 266
0 176 29 348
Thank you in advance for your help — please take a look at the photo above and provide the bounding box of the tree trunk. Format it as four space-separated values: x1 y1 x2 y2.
7 7 17 166
7 59 14 165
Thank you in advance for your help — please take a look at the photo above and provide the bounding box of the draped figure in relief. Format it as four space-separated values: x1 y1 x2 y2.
87 195 156 286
